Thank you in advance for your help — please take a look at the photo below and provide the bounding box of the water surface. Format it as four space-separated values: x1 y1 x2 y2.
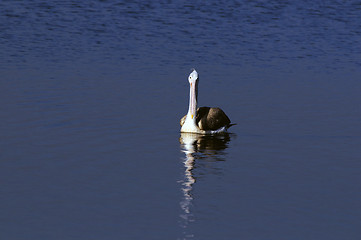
1 1 361 239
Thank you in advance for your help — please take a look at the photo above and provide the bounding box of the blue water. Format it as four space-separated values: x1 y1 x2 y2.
1 1 361 239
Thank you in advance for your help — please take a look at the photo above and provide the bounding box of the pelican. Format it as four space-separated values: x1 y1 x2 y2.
180 69 235 134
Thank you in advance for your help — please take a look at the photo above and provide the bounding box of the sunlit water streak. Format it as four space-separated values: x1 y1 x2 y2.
178 133 232 239
179 133 196 239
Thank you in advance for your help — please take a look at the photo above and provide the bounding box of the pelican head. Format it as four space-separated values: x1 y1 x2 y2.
188 69 198 85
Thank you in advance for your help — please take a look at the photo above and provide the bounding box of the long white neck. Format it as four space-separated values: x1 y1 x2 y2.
181 81 201 133
187 81 197 118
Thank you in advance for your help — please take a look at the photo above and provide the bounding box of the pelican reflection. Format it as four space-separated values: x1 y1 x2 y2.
178 132 231 239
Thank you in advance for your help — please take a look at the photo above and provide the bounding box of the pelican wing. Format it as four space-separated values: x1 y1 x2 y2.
197 107 231 131
180 107 233 131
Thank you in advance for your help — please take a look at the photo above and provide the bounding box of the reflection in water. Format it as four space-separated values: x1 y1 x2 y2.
178 133 231 239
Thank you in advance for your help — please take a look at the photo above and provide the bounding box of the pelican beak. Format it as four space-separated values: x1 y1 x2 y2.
190 82 197 118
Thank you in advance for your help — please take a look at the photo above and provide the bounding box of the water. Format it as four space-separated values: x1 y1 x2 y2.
1 1 361 239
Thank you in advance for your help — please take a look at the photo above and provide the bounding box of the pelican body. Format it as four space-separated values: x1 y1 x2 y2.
180 69 234 134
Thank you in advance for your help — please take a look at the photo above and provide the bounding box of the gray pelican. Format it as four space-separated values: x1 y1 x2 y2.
180 69 234 134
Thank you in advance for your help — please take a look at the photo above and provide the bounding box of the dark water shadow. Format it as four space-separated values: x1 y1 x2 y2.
178 133 234 239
